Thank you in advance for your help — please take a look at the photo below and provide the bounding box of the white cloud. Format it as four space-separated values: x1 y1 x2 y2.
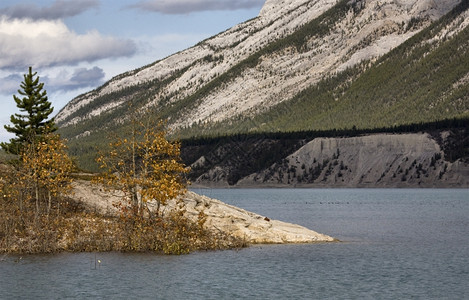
0 73 21 95
0 17 137 71
0 66 106 96
0 125 14 143
0 0 99 20
129 0 265 14
45 66 106 92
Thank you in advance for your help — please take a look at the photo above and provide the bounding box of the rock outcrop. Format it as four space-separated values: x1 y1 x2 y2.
180 191 336 243
187 132 469 188
242 133 469 187
71 181 335 244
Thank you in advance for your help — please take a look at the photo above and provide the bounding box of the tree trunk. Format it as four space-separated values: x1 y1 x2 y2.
35 183 40 218
47 190 51 216
19 189 23 214
156 200 161 217
131 187 139 217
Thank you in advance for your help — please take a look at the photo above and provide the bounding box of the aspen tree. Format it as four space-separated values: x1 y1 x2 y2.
97 119 189 219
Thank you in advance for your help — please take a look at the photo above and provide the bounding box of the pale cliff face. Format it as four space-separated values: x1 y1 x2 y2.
208 133 469 188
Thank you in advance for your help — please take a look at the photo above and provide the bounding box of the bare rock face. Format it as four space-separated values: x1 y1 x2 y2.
180 191 336 244
280 133 469 187
71 180 121 216
187 132 469 188
70 181 336 244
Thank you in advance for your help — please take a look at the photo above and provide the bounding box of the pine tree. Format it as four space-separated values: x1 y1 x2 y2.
1 67 56 155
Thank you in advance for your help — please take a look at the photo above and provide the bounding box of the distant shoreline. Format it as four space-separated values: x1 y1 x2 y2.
189 182 469 189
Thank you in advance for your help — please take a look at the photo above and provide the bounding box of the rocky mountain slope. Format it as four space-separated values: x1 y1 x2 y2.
56 0 467 139
54 0 469 186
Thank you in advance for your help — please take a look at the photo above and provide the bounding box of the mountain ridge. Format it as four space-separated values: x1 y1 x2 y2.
56 0 466 134
56 0 338 127
55 0 469 180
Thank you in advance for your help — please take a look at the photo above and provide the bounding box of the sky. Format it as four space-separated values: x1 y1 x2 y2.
0 0 265 142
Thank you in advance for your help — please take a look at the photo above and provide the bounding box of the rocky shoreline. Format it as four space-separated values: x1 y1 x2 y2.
180 191 337 244
72 180 336 244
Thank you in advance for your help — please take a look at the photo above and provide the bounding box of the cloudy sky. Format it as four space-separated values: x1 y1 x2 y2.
0 0 264 142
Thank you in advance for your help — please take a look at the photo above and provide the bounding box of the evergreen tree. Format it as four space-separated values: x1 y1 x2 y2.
1 67 56 154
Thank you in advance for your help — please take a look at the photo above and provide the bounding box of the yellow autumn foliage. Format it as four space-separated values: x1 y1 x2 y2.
96 120 189 219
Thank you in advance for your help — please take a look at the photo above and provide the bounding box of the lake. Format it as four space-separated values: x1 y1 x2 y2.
1 189 468 299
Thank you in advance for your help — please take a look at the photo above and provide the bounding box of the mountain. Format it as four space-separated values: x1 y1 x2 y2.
56 0 469 177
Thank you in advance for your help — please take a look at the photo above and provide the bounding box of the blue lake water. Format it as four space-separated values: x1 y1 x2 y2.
1 188 468 299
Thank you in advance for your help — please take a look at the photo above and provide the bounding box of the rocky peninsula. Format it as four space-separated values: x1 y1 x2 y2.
73 180 336 244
